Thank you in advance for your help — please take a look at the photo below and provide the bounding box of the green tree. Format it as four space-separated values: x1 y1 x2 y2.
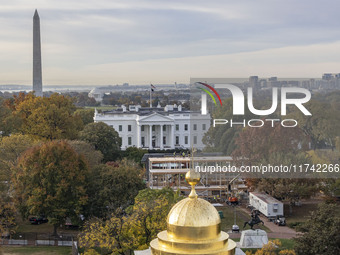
12 140 89 235
294 203 340 255
74 108 95 127
85 161 145 218
123 147 148 165
79 122 122 162
6 93 82 140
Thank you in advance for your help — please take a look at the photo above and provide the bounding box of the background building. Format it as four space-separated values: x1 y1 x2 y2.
94 104 211 150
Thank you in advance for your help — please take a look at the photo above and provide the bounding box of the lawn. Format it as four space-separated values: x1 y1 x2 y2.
14 215 79 236
0 246 72 255
85 106 116 111
237 238 295 253
218 206 271 233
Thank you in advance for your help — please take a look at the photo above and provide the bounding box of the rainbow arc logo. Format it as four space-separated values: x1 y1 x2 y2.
196 82 223 106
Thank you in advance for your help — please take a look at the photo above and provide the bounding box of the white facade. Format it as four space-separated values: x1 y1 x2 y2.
94 105 211 150
249 192 284 218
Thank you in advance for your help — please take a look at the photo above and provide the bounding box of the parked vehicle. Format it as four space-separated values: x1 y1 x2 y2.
274 215 286 226
29 216 48 225
232 224 240 233
248 192 284 220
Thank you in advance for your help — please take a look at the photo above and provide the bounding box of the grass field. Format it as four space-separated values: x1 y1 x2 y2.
0 246 71 255
218 206 271 233
85 106 116 111
237 238 295 253
13 215 79 236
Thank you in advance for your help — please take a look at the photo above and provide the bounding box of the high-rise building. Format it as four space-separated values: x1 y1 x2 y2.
33 9 43 97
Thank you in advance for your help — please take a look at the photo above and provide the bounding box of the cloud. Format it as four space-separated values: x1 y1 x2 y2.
0 0 340 85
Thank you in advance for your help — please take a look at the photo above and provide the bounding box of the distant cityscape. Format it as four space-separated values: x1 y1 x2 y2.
1 72 340 98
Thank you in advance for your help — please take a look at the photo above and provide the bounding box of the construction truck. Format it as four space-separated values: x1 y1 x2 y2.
226 174 240 206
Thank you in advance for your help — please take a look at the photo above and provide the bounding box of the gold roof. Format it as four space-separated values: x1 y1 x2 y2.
167 197 221 227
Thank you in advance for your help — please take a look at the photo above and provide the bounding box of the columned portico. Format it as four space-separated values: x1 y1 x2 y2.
160 124 164 150
170 124 175 149
149 124 153 149
137 124 141 148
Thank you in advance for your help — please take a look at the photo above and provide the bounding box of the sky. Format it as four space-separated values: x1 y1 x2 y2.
1 0 340 85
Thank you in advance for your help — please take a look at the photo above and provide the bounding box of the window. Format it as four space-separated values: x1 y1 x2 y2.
141 125 144 131
202 124 206 131
185 136 188 144
163 136 166 145
152 125 155 131
193 136 197 144
119 125 122 132
128 125 132 132
163 125 166 132
176 124 179 131
128 137 132 145
184 124 188 131
141 137 145 146
175 136 179 145
193 124 197 131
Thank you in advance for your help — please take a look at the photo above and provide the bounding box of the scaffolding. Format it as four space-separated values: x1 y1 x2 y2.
147 156 247 200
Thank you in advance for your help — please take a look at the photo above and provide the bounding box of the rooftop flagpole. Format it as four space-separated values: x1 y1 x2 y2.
150 84 156 108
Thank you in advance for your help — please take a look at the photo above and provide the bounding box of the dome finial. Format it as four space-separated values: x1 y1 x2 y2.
186 147 200 199
185 170 200 199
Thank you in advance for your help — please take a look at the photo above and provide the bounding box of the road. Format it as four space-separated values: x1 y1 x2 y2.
228 206 300 239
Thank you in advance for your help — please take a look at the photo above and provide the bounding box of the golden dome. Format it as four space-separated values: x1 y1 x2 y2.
167 197 221 227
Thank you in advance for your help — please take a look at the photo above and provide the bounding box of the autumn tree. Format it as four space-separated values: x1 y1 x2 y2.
79 122 122 162
294 203 340 255
12 140 89 235
288 100 340 150
126 188 182 249
232 121 308 165
79 188 182 254
85 161 145 218
0 197 16 240
245 239 296 255
202 98 246 154
4 93 82 140
0 134 40 196
233 122 318 213
67 140 103 169
251 178 319 215
79 211 132 255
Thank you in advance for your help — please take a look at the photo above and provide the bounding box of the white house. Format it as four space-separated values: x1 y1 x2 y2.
94 104 211 150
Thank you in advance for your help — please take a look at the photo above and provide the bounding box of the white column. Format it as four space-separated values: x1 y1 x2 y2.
160 124 164 150
137 124 141 148
170 124 175 149
149 124 153 149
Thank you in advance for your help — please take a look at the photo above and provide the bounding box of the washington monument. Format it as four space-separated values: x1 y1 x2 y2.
33 9 43 97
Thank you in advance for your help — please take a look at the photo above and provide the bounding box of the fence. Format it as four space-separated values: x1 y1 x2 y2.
1 232 77 248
